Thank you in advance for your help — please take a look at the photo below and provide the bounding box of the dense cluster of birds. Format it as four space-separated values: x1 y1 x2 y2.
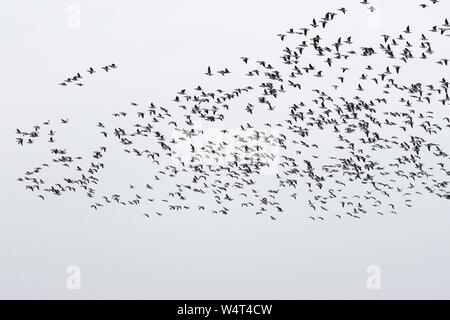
16 1 450 221
58 63 117 87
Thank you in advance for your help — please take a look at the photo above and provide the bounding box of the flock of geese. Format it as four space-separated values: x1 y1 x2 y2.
58 64 117 87
16 0 450 221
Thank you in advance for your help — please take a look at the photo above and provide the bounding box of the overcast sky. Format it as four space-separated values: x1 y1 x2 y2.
1 0 450 299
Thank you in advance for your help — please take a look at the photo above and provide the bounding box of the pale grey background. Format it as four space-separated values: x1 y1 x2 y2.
1 0 450 299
